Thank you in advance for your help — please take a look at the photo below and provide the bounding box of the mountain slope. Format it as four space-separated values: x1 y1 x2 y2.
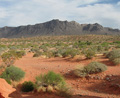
0 19 120 38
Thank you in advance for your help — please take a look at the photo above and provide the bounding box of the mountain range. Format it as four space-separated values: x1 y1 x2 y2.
0 19 120 38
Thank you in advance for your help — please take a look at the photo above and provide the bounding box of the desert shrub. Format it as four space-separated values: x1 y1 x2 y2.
16 50 26 58
103 51 110 57
43 51 55 58
84 62 107 74
21 81 34 92
1 50 25 67
104 46 110 51
113 41 120 44
73 65 87 77
52 51 63 57
107 49 120 60
84 49 95 59
61 49 79 58
36 71 66 86
101 42 109 47
115 45 120 48
35 71 72 97
106 49 120 65
74 62 107 77
0 66 25 83
33 51 42 57
113 58 120 65
1 52 16 67
97 45 103 52
57 84 72 98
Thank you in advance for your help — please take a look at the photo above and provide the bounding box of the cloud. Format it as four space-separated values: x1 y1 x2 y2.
117 1 120 5
0 0 120 29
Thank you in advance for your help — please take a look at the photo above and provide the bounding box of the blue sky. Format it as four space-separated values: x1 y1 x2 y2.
0 0 120 29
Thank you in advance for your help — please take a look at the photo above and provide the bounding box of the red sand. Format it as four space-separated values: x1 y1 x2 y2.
1 53 120 98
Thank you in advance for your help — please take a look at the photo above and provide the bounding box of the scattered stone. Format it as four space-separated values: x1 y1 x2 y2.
105 77 111 81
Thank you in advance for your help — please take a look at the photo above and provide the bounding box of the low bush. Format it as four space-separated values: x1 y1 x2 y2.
35 71 72 97
36 71 65 86
1 50 26 67
61 49 79 58
16 50 26 58
113 58 120 65
0 66 25 83
1 52 16 67
84 49 95 59
73 65 87 77
84 62 107 74
21 81 34 92
57 84 72 98
33 51 42 57
107 49 120 61
106 49 120 65
74 62 107 77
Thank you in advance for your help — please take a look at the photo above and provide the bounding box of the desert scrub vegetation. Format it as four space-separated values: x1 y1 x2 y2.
35 71 72 97
33 50 42 57
61 48 80 58
83 49 95 59
106 49 120 65
1 50 26 67
74 62 107 77
21 81 34 92
0 66 25 84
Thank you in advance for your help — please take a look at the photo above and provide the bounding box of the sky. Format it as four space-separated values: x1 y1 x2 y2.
0 0 120 29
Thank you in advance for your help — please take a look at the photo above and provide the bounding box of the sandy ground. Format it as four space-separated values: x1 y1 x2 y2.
1 53 120 98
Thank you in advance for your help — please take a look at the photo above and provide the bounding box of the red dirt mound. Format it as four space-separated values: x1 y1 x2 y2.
0 93 4 98
0 78 21 98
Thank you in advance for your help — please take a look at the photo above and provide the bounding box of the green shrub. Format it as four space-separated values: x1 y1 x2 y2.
21 81 34 92
74 62 107 77
0 66 25 83
16 51 26 58
35 71 72 97
84 49 95 59
61 49 79 58
36 71 66 86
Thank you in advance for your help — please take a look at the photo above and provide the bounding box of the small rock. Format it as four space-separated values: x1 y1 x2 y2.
106 77 111 81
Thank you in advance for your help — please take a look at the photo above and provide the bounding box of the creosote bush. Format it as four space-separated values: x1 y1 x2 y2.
0 66 25 84
74 62 107 77
21 81 34 92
